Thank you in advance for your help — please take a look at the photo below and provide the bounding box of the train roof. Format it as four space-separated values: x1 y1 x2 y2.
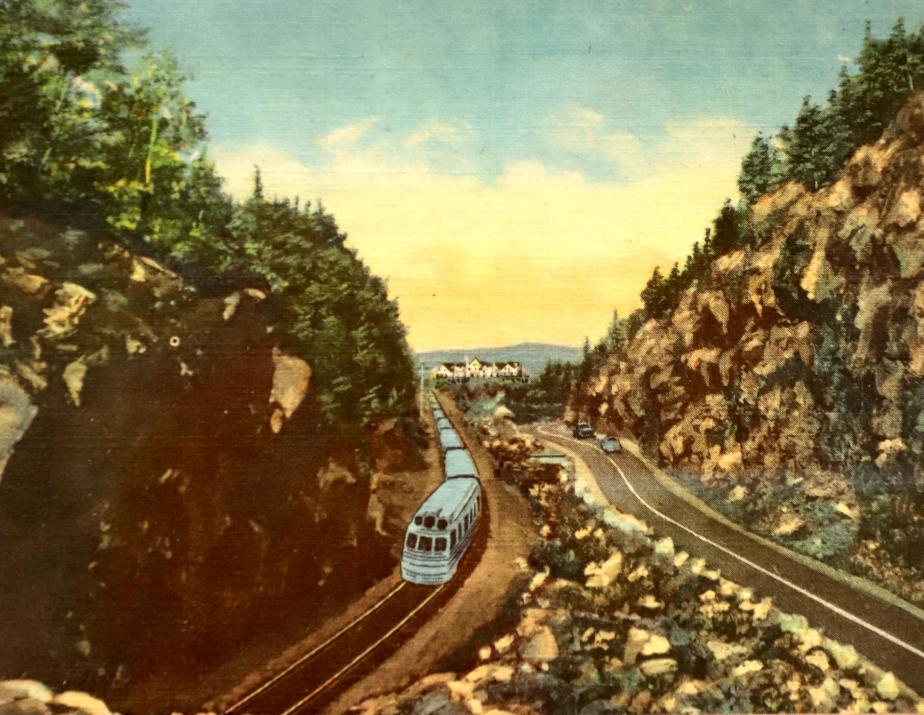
415 477 480 521
436 417 453 431
439 430 464 450
444 449 478 479
433 409 445 420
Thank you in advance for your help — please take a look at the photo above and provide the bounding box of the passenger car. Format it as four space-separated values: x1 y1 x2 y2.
600 436 622 453
572 422 595 439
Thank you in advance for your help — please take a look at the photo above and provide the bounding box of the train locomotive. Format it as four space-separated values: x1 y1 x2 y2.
401 393 482 584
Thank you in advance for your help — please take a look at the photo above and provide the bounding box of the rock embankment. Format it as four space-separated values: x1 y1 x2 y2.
0 679 136 715
0 212 418 712
569 93 924 602
352 415 924 714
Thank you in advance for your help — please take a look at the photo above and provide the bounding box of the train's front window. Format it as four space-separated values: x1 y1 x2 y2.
406 533 417 549
435 537 447 552
419 536 433 551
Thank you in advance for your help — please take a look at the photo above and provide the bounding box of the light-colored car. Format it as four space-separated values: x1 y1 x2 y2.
600 436 622 453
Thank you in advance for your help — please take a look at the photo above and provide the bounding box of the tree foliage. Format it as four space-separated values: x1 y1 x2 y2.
741 18 924 202
637 19 924 325
0 0 417 432
738 133 784 205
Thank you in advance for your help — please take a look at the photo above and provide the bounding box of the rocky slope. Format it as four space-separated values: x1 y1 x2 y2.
351 415 923 714
569 94 924 597
0 210 416 709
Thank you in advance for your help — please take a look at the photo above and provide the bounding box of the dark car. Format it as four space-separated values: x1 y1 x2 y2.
600 436 622 453
572 422 595 439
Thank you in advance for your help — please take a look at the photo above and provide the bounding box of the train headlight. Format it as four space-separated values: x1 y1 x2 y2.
437 519 448 530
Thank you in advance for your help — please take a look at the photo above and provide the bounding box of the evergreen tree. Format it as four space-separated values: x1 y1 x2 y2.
641 266 668 319
710 199 741 254
604 309 628 352
738 132 783 205
780 98 829 191
252 165 264 201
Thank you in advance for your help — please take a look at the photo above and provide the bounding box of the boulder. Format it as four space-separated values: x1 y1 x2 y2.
0 306 12 347
0 680 52 703
269 349 311 433
51 691 111 715
876 672 900 701
0 375 38 481
639 657 677 677
519 626 559 663
2 267 49 295
63 359 88 407
885 188 921 229
40 282 96 339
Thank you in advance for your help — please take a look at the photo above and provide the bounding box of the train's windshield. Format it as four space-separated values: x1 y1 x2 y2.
419 536 433 551
406 533 417 548
435 537 447 552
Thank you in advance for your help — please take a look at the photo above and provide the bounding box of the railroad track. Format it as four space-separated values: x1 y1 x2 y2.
220 392 488 714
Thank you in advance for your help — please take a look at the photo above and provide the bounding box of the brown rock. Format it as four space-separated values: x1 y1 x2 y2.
2 267 49 295
0 306 12 347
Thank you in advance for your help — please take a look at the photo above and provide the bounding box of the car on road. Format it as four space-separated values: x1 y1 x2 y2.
600 436 622 453
572 422 595 439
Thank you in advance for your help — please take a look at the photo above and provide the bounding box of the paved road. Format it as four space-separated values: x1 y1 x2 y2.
532 424 924 695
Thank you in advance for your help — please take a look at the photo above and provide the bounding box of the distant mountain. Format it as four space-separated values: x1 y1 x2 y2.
417 342 582 376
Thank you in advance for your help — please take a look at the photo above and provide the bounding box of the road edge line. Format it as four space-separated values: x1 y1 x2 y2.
616 436 924 624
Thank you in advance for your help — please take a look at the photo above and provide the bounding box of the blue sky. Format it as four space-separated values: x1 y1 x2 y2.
124 1 924 350
126 1 924 179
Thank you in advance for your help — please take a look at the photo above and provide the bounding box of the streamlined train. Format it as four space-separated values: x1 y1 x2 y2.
401 476 482 584
444 448 478 479
401 393 483 584
439 428 464 451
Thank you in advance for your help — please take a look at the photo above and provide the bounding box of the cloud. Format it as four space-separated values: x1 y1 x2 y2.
546 107 752 179
548 106 609 156
213 115 751 351
211 144 315 199
601 130 646 173
837 54 852 63
317 118 378 151
404 120 469 148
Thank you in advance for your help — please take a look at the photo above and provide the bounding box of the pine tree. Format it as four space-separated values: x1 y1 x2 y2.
604 309 628 352
738 133 783 205
710 199 741 254
780 97 834 191
252 165 264 201
641 266 668 319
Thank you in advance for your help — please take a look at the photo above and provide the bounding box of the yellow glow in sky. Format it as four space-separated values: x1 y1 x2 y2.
214 113 751 351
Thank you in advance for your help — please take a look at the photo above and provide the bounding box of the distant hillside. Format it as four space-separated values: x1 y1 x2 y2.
418 342 581 376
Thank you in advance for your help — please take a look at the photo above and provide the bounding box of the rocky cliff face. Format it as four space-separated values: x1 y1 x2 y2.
570 95 924 589
0 211 409 702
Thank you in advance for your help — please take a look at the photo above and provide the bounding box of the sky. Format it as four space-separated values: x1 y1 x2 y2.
126 1 924 351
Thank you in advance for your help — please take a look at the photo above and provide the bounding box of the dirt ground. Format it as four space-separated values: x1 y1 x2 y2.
323 392 538 714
